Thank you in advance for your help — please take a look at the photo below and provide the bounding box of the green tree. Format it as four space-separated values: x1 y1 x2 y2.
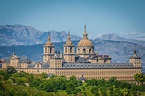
134 72 145 85
6 66 17 74
41 72 48 78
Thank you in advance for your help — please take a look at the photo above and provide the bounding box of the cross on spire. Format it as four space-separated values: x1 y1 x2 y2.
48 33 51 41
83 24 88 39
84 24 86 32
68 30 71 40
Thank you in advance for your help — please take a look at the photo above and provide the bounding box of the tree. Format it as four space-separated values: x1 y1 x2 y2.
41 72 48 78
134 72 145 85
6 66 17 74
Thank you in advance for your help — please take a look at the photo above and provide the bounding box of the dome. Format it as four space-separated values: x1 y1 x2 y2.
64 40 73 46
64 32 74 46
45 34 54 46
77 24 93 47
77 38 93 47
45 41 53 46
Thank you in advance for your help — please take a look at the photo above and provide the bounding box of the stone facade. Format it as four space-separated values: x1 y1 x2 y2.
0 25 142 81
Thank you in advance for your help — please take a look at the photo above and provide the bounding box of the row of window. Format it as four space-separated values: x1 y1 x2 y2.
55 70 139 75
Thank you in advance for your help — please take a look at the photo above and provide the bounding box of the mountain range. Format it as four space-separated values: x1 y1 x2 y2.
0 25 145 72
0 25 81 46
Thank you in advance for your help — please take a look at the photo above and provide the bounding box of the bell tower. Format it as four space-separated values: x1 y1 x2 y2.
9 52 20 68
43 34 55 63
63 32 75 62
129 49 142 67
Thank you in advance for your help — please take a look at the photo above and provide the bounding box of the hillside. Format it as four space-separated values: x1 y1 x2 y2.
0 25 81 46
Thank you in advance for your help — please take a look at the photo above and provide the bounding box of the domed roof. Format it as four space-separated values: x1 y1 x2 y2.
77 25 93 47
64 32 74 46
46 41 53 46
65 40 73 46
45 34 54 46
77 38 93 47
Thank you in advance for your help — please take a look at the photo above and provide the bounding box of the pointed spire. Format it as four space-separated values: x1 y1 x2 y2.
134 49 136 54
83 24 88 39
64 30 73 46
48 33 51 42
68 30 71 40
46 32 53 46
12 47 16 55
133 44 137 57
84 24 86 32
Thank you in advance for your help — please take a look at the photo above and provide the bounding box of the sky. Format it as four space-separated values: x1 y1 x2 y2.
0 0 145 40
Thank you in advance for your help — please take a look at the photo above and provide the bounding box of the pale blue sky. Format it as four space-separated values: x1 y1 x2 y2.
0 0 145 39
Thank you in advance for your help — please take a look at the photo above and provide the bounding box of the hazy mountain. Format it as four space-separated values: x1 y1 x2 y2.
95 33 145 47
0 25 81 46
0 25 43 46
95 33 125 41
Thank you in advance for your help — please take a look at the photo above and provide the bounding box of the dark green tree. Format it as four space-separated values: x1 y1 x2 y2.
134 72 145 85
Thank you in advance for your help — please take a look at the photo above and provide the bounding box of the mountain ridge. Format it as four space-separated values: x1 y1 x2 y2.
0 24 81 46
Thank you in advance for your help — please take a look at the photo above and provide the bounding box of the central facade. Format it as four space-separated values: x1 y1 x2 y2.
43 25 111 63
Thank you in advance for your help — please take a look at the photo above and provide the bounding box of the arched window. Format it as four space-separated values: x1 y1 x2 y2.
70 47 72 53
78 49 80 53
89 49 91 53
65 47 67 53
83 49 86 53
45 48 47 53
50 47 52 53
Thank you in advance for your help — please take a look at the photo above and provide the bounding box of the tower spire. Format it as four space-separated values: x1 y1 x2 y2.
68 30 71 41
48 33 51 42
84 24 86 33
83 24 88 39
64 30 73 46
45 32 53 45
12 47 16 55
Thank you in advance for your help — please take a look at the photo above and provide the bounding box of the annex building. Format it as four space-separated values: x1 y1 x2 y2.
1 25 142 80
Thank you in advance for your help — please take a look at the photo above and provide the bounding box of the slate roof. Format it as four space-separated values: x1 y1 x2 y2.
75 57 88 63
27 62 50 68
27 63 35 68
3 57 10 63
18 56 32 64
41 63 50 68
62 63 134 69
3 56 32 64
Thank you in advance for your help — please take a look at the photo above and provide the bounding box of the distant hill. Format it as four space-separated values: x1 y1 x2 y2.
0 25 81 46
95 33 145 47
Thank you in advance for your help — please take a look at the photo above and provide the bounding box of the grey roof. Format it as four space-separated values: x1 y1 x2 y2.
18 56 32 64
41 64 50 68
130 50 141 59
62 63 134 69
3 57 10 63
3 56 32 64
27 64 35 68
75 57 88 63
27 62 50 68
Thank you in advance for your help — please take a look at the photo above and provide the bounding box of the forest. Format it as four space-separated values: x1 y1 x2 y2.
0 66 145 96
